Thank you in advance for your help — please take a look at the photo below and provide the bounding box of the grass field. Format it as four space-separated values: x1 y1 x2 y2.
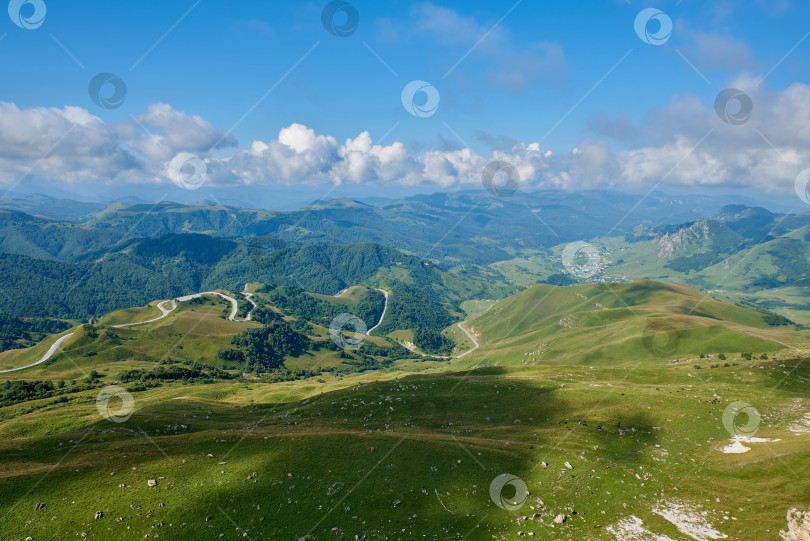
1 360 809 539
1 281 809 539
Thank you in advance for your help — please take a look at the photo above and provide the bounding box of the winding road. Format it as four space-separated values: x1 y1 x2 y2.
0 332 75 373
370 288 481 359
398 321 480 359
365 288 389 335
243 284 256 321
0 288 256 373
451 321 480 359
113 290 253 328
0 286 480 373
112 299 177 328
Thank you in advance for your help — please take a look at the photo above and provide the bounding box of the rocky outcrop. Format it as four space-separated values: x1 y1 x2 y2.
652 221 711 257
781 506 810 541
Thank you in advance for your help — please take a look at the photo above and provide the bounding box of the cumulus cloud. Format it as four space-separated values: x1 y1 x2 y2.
0 102 138 185
133 103 236 153
2 79 810 196
598 76 810 191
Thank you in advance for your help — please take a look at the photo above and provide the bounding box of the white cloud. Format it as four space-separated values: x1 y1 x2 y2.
3 80 810 196
0 102 138 184
603 76 810 191
133 103 236 153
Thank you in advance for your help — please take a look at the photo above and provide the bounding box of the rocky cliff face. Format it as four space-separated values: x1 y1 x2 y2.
651 221 711 258
632 219 743 261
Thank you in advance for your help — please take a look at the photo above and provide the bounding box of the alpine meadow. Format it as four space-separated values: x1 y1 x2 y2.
2 2 810 540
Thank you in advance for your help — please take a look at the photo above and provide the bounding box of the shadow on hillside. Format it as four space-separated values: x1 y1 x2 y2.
2 367 662 539
588 412 660 464
763 355 810 397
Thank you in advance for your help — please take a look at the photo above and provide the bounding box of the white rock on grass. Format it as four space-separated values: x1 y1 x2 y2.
781 506 810 541
721 435 782 454
147 479 157 487
653 499 727 540
606 515 677 540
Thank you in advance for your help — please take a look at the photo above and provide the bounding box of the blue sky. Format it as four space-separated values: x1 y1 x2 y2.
2 0 810 206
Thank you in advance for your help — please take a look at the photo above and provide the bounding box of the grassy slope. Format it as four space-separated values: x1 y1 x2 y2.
462 280 808 367
1 281 810 539
490 227 810 326
0 360 809 539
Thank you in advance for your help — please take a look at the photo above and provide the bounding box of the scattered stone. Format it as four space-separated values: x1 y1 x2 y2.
564 462 573 470
541 461 548 468
147 479 157 487
393 500 402 507
554 514 566 524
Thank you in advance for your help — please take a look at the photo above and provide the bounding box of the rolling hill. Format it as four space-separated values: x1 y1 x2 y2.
463 280 807 366
0 280 809 539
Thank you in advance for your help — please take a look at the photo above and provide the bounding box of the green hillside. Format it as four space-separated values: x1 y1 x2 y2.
1 280 810 539
1 347 809 539
0 239 511 328
464 280 807 366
